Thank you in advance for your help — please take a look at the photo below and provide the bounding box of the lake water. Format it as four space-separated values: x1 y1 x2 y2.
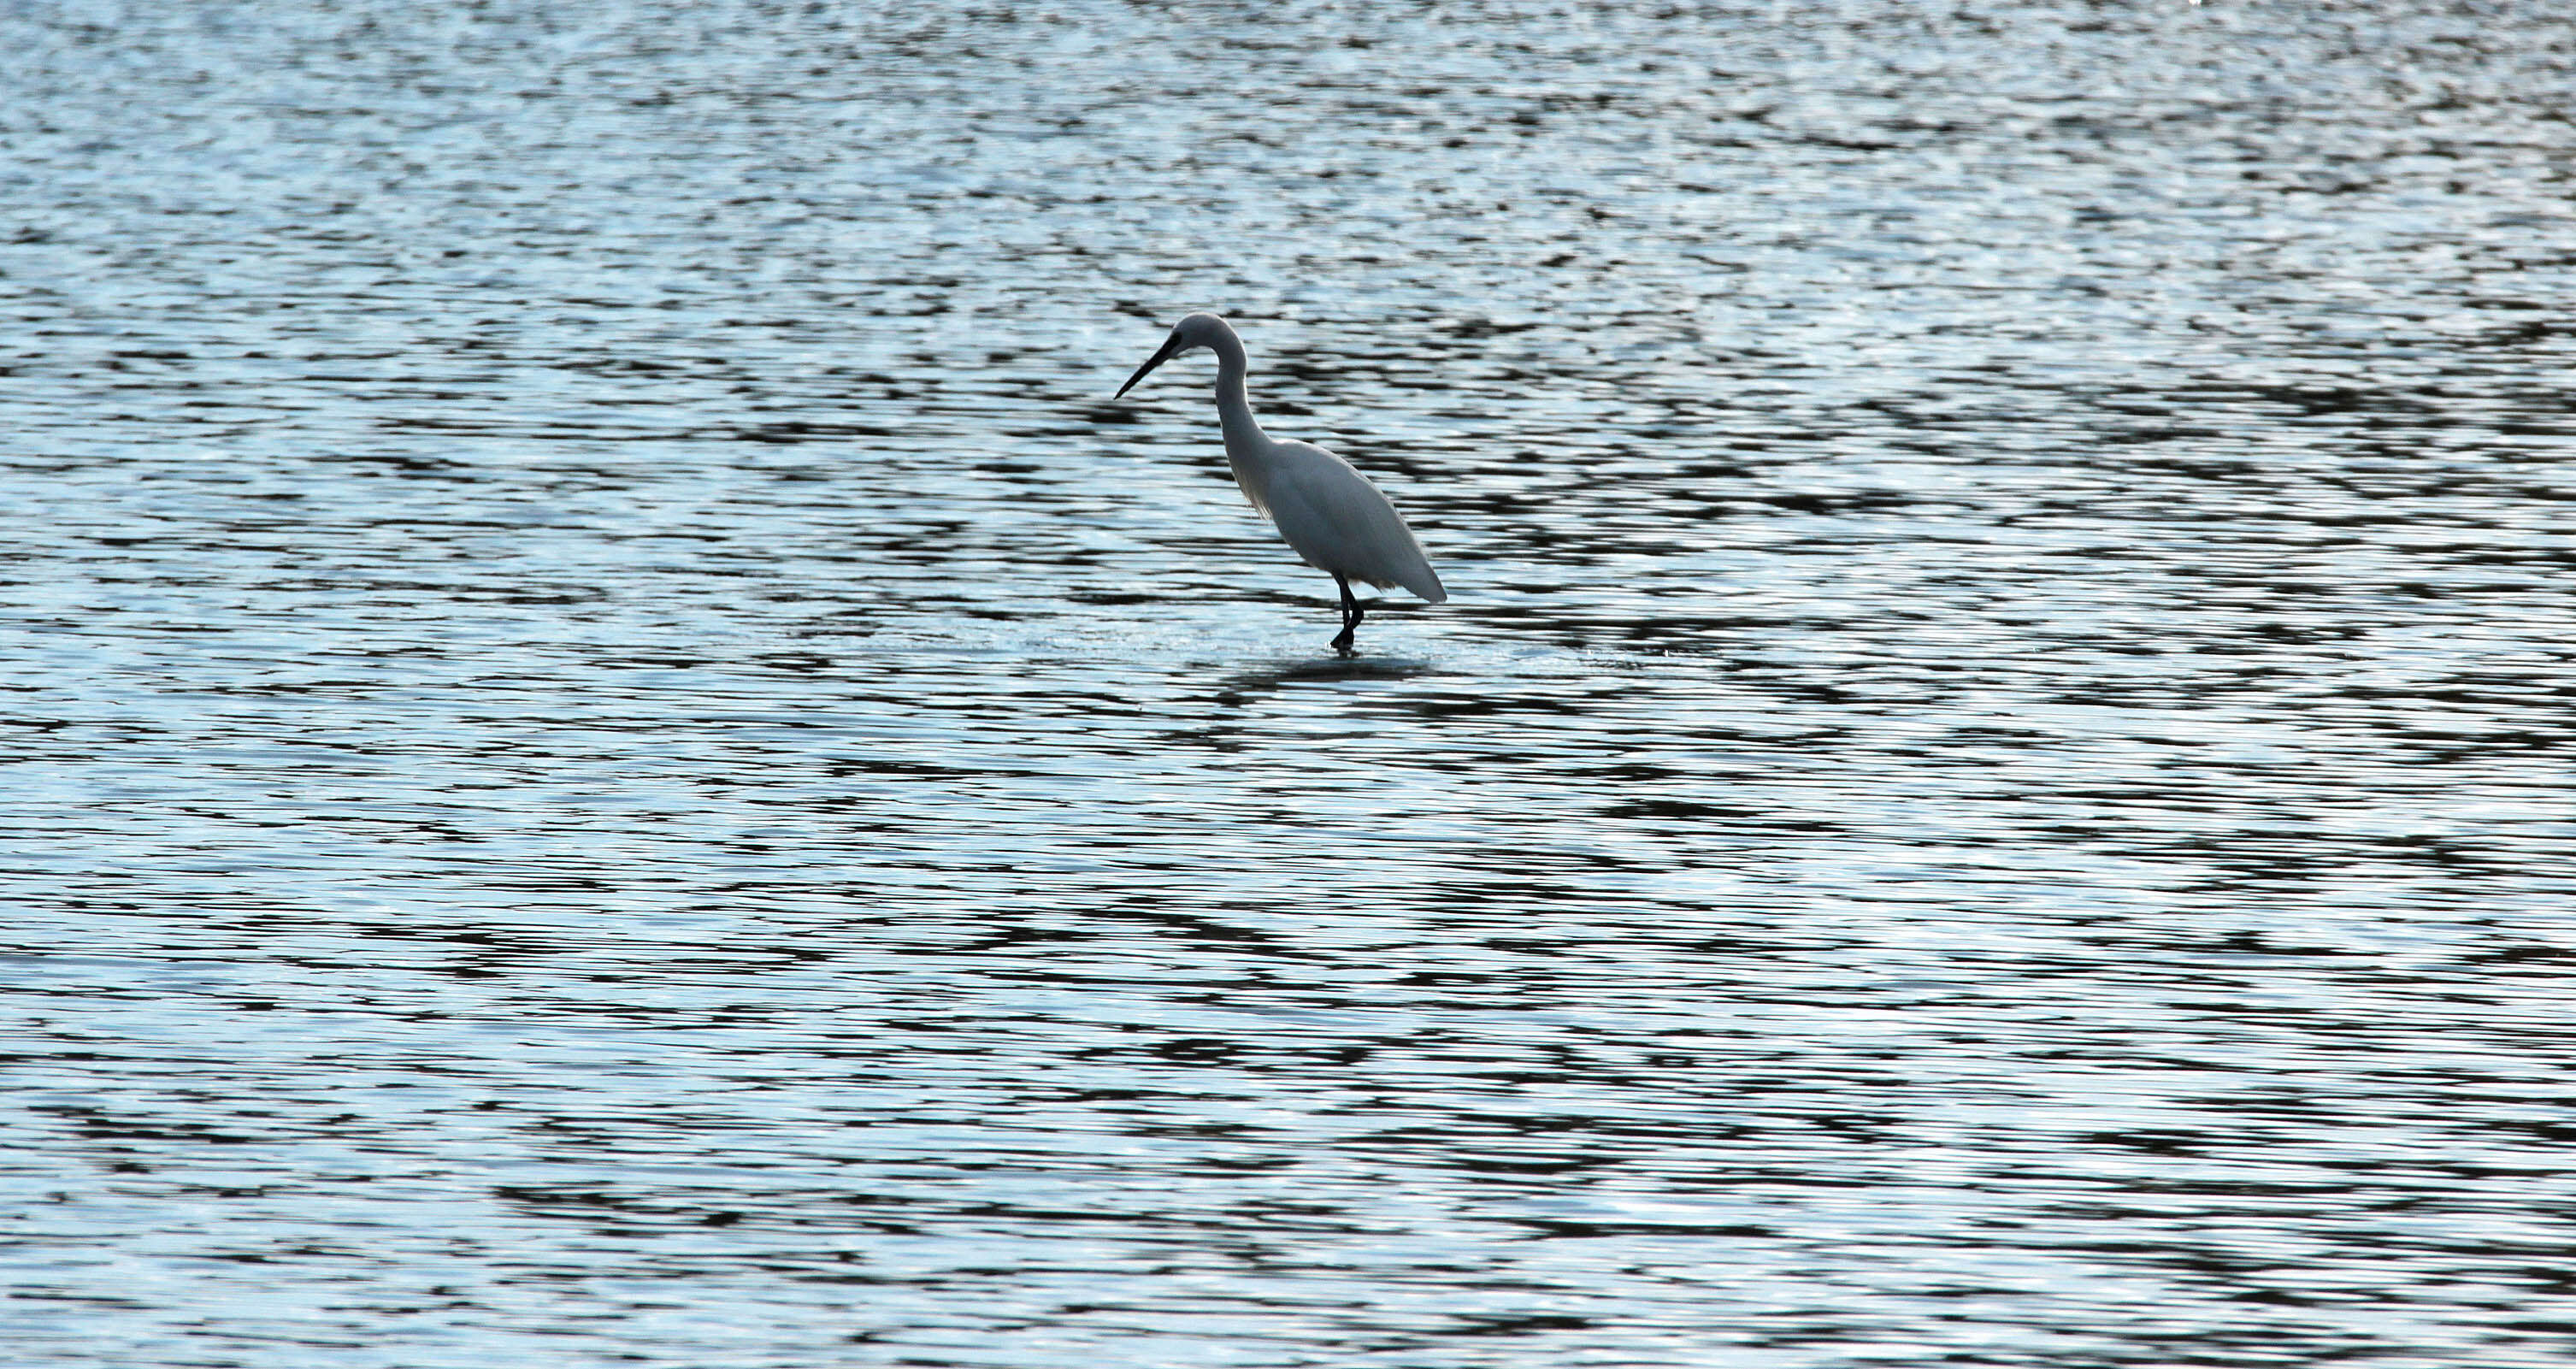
5 2 2573 1365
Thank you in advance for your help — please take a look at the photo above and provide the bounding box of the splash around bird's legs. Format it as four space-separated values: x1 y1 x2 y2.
1330 574 1365 656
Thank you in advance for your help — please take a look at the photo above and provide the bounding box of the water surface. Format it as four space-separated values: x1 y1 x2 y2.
4 2 2574 1365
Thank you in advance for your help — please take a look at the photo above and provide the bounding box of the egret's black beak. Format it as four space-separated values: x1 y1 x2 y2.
1115 336 1183 399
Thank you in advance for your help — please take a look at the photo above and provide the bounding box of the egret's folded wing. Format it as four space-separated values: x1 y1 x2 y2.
1264 443 1447 604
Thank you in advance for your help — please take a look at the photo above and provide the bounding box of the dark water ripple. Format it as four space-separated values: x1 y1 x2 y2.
3 1 2573 1365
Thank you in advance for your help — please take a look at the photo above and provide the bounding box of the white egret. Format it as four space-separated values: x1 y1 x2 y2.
1114 313 1446 653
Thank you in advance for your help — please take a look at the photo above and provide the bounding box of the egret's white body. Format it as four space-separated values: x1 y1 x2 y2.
1116 313 1445 652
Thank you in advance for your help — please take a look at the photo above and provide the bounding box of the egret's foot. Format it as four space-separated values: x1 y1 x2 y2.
1329 573 1364 656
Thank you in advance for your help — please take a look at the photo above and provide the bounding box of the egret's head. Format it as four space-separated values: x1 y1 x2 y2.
1114 312 1232 398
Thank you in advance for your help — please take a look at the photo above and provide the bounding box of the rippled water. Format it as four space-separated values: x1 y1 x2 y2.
6 2 2575 1364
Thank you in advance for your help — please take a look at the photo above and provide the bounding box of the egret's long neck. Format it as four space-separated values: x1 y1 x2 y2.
1208 329 1264 458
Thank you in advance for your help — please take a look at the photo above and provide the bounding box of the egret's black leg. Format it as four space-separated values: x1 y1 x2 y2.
1330 574 1363 654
